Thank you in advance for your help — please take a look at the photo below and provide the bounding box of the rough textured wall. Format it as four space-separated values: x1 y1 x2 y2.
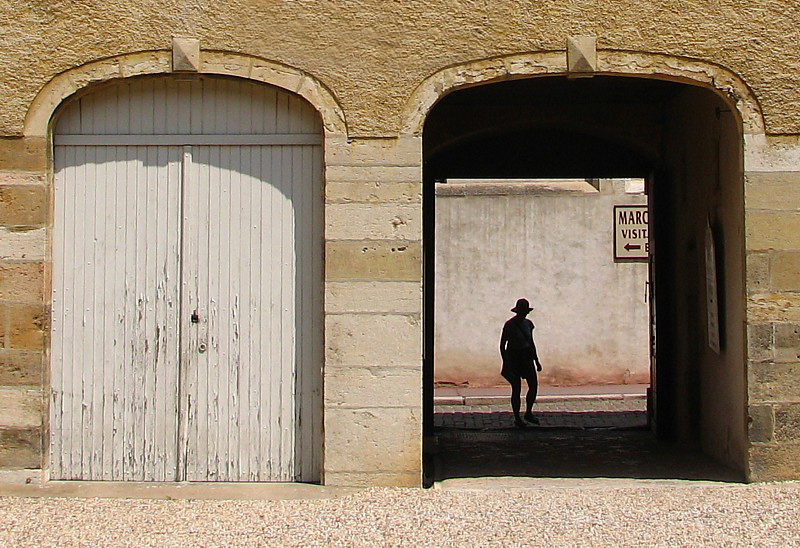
434 183 649 388
1 1 800 137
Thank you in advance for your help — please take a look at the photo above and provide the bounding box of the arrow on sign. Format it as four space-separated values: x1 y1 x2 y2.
624 243 642 251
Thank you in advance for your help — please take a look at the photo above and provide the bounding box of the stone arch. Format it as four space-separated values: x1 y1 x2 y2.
400 50 765 137
24 50 347 138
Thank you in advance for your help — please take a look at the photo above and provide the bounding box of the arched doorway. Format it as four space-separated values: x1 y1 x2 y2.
49 75 324 482
423 75 748 481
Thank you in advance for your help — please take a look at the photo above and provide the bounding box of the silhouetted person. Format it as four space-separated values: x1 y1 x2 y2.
500 298 543 428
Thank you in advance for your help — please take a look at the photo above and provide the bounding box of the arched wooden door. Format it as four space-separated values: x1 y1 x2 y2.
50 77 323 482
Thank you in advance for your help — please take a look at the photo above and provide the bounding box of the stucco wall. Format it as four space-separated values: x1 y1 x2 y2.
0 1 799 137
434 180 649 388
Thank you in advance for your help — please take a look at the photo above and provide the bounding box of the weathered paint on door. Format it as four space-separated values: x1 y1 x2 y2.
50 77 323 482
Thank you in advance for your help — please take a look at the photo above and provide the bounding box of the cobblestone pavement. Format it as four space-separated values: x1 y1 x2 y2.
434 398 648 430
430 398 740 483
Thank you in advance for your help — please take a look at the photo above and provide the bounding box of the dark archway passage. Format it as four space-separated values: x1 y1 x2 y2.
422 76 747 485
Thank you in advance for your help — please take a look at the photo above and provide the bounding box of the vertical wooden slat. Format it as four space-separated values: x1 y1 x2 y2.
122 146 136 480
111 145 127 480
269 145 282 479
152 146 166 481
89 146 105 480
282 144 295 481
196 146 211 481
228 146 242 480
259 147 273 480
248 147 261 480
72 146 87 479
311 143 324 482
178 146 195 481
50 146 66 478
166 146 183 481
237 146 252 481
207 146 221 480
100 147 116 479
299 144 310 482
295 144 307 481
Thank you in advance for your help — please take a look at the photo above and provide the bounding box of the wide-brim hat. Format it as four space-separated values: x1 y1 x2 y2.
511 298 533 313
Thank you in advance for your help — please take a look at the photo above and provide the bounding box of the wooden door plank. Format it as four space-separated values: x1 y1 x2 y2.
247 147 263 480
177 146 196 481
49 146 67 479
71 146 87 479
280 144 295 481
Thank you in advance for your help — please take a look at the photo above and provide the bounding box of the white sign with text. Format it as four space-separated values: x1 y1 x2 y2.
614 205 649 262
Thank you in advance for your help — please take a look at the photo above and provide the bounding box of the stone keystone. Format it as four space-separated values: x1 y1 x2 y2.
567 36 597 75
172 37 201 72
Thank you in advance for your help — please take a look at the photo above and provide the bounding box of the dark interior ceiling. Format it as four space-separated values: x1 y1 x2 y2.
436 76 686 107
423 76 688 179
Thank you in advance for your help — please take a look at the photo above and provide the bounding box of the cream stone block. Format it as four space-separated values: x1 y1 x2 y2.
324 471 419 487
326 204 421 240
26 61 121 137
748 323 773 363
296 77 347 135
746 172 800 211
567 36 598 74
326 314 421 366
326 136 421 167
248 59 346 135
0 172 45 186
0 469 41 484
749 294 800 323
326 241 421 282
201 52 251 79
0 428 40 469
745 135 800 173
747 252 770 293
324 407 421 473
749 362 800 403
774 324 800 363
325 366 420 408
746 211 800 251
0 262 45 302
0 349 42 386
326 281 421 314
326 165 421 184
118 52 171 79
772 252 800 291
0 138 47 172
749 444 800 482
250 61 303 94
172 37 200 72
503 53 565 76
0 228 45 261
0 388 42 429
326 182 421 204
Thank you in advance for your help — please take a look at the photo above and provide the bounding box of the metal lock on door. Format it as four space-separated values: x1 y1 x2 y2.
190 311 207 352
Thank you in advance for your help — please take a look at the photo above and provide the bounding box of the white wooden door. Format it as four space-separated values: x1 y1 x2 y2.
179 145 323 481
51 77 323 482
51 145 183 481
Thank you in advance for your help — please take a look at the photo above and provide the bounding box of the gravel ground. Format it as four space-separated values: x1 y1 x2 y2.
2 483 800 546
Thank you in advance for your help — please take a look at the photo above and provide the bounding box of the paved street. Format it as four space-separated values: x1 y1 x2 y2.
2 393 794 545
431 396 740 484
434 390 648 430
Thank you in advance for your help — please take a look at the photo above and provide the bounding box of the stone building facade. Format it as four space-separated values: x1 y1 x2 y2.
0 1 799 486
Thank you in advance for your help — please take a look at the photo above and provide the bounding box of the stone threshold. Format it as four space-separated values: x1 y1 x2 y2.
434 384 648 406
0 475 361 500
